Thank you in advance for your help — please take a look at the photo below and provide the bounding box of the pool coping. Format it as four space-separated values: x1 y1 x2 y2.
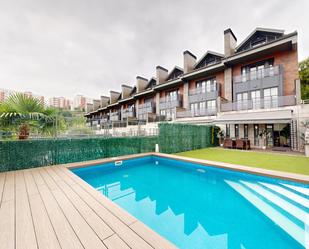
65 152 309 184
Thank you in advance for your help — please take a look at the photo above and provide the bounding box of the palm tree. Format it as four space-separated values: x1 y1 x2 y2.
0 93 56 139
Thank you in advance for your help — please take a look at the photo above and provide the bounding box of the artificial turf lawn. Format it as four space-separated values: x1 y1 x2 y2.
176 147 309 175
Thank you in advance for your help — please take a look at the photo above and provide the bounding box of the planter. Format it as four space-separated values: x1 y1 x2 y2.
19 134 29 140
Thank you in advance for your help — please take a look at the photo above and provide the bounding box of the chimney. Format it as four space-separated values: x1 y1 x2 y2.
156 66 168 84
100 96 109 107
121 84 133 99
110 91 121 104
93 99 101 110
136 76 148 93
224 28 237 57
183 50 196 73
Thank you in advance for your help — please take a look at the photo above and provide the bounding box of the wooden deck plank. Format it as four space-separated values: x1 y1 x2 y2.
0 200 15 249
40 167 107 249
34 181 84 249
55 166 153 249
53 177 114 240
2 171 15 203
0 173 6 205
103 234 130 249
30 168 45 186
15 170 38 249
58 166 137 225
23 170 39 196
130 221 178 249
24 170 61 249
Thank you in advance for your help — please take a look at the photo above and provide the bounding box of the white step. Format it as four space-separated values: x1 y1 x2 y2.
281 183 309 197
241 181 308 227
260 182 309 209
225 180 306 248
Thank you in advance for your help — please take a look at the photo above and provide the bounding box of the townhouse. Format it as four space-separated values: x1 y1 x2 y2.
86 27 309 151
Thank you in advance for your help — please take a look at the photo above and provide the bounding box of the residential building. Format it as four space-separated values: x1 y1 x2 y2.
73 95 87 110
85 27 309 151
49 97 71 109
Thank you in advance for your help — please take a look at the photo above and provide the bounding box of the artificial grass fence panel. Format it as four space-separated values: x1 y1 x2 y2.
0 123 217 171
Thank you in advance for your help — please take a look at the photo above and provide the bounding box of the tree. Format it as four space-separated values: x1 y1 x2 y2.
299 57 309 100
0 93 56 139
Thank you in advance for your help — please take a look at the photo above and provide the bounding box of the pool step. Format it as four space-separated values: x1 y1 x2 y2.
240 181 308 227
280 183 309 197
225 180 307 248
259 182 309 209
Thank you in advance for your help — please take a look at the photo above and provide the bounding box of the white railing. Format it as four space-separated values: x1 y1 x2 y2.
138 102 155 114
221 95 296 112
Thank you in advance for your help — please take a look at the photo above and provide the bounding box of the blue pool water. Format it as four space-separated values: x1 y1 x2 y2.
72 156 309 249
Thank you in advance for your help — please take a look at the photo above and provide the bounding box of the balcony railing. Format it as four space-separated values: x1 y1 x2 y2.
177 108 217 118
221 95 296 112
138 102 156 115
159 95 183 110
121 109 135 119
233 65 281 84
188 83 220 103
110 111 120 121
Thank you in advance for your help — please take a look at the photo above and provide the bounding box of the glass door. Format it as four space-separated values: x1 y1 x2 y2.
254 124 259 146
266 124 274 147
251 90 261 109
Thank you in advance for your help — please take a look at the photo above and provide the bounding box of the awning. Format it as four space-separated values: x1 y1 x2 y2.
215 109 293 124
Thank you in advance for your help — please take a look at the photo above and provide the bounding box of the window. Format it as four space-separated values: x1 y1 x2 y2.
196 78 216 94
226 124 230 138
235 124 239 138
241 59 274 82
244 124 248 139
190 103 199 115
166 90 179 102
206 79 216 92
266 124 274 147
251 90 261 109
236 92 248 110
264 87 278 108
207 100 216 113
196 81 206 93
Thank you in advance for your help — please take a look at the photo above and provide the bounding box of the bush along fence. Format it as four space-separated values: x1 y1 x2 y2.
0 123 218 171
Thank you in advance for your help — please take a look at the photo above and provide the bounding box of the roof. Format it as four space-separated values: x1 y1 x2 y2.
236 27 285 51
166 66 184 81
194 51 224 69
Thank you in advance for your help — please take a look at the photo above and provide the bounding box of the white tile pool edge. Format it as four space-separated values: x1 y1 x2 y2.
64 152 309 184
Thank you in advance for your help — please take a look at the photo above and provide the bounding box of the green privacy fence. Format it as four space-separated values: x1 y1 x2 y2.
158 123 217 153
0 123 217 172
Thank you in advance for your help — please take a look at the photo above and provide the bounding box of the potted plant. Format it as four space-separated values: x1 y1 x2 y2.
218 129 225 146
258 129 268 150
18 123 30 140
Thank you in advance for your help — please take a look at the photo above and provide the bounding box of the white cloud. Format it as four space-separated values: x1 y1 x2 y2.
0 0 308 99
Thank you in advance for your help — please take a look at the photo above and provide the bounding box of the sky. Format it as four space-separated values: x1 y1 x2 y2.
0 0 308 100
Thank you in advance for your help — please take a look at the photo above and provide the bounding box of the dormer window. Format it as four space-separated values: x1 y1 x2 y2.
236 28 284 52
195 52 223 69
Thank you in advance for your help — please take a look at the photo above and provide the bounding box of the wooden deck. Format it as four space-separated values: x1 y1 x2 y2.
0 165 177 249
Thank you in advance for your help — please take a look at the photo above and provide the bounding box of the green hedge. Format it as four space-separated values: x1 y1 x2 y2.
0 123 217 171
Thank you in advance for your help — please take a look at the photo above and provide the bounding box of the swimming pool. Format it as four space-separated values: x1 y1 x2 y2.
72 155 309 249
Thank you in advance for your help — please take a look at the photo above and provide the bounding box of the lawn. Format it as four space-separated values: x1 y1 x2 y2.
176 148 309 175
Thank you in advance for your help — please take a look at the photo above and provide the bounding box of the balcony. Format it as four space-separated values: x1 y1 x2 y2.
221 95 296 112
188 83 220 103
159 95 183 110
177 108 217 118
110 111 120 121
233 66 283 98
121 108 135 119
138 102 156 115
